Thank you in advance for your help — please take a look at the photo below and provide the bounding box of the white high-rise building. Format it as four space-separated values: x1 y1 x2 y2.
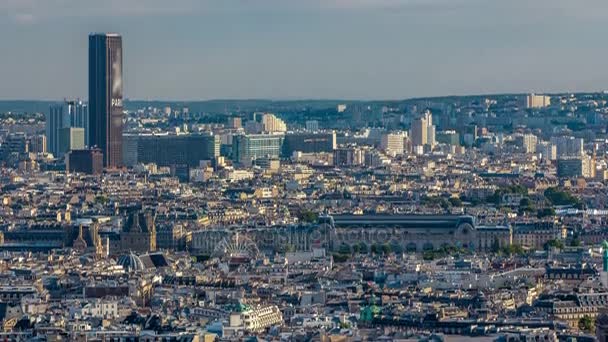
526 93 551 108
522 134 538 154
262 113 287 133
410 110 435 148
381 132 407 156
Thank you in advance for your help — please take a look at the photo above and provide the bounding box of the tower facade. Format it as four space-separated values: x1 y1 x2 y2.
89 33 123 168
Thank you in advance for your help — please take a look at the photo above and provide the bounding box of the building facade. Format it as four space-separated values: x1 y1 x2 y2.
282 132 336 157
122 133 220 167
233 134 284 166
66 148 104 175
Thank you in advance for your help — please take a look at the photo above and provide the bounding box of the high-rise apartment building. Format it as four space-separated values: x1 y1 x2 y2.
522 134 538 154
261 113 287 133
228 117 242 129
526 93 551 109
551 136 584 157
89 33 123 168
536 141 557 161
410 111 436 148
411 117 428 147
380 132 406 156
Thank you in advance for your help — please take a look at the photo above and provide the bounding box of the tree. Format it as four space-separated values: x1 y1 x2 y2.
371 244 381 255
578 315 595 332
381 243 391 255
299 210 318 223
502 244 525 256
390 243 403 255
357 242 368 254
338 243 352 255
544 239 564 251
491 237 501 253
448 197 463 207
537 208 555 218
332 254 349 263
544 187 580 206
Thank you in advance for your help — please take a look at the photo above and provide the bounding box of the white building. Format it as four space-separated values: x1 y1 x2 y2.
262 113 287 133
229 305 283 333
526 93 551 108
380 132 406 156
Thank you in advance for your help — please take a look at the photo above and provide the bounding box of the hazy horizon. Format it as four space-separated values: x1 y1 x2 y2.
2 0 608 101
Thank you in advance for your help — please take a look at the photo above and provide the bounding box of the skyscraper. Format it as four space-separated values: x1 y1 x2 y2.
47 100 88 157
89 33 123 168
410 117 427 147
47 104 69 156
68 100 89 146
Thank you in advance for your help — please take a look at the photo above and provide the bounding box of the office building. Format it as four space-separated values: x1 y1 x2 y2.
66 148 104 175
47 104 69 157
47 100 89 157
122 133 220 167
89 33 123 168
58 127 85 157
380 132 406 156
233 134 284 166
526 93 551 109
282 132 336 157
68 100 89 145
557 156 593 178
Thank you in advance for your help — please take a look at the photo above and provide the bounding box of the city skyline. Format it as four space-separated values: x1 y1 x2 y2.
2 0 608 100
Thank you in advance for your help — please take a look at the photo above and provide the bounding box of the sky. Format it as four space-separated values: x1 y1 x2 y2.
1 0 608 101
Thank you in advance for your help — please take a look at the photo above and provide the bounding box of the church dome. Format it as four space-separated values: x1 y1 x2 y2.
117 252 145 272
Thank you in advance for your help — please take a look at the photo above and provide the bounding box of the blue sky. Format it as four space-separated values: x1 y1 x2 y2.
1 0 607 100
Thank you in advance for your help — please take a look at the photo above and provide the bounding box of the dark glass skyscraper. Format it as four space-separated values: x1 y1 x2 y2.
89 33 123 168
